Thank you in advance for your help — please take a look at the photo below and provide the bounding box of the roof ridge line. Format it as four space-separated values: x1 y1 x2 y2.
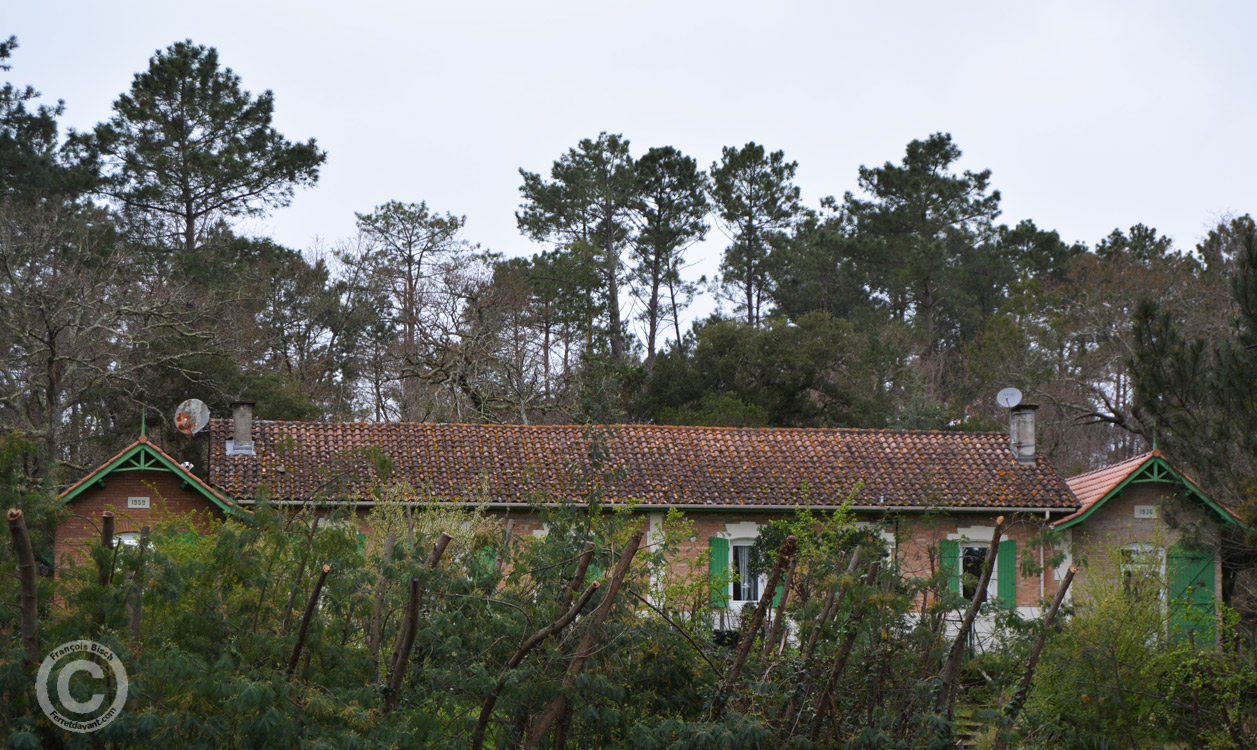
1066 451 1156 482
207 418 1012 438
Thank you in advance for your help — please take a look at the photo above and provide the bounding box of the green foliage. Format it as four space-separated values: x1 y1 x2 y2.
0 36 88 199
1130 215 1257 527
843 132 1002 357
631 145 709 369
78 39 325 253
710 142 801 327
1 456 1151 749
656 393 769 428
641 312 889 428
1016 557 1257 749
518 132 638 363
769 198 877 323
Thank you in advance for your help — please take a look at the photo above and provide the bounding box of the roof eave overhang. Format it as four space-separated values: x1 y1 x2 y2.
1054 455 1241 531
60 438 251 521
232 497 1076 514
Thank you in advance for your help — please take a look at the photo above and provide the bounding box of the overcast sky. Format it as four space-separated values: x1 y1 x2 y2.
10 1 1257 329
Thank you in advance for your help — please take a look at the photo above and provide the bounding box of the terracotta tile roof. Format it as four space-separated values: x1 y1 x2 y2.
206 420 1077 511
1062 450 1159 518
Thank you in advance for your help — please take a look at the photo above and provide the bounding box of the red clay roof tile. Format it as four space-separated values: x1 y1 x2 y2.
207 420 1077 510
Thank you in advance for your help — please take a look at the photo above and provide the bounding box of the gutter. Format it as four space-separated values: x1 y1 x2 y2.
234 498 1077 515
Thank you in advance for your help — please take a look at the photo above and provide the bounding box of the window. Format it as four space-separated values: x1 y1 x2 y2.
110 532 145 573
1121 544 1161 595
940 536 1018 610
708 528 781 611
319 518 367 552
731 543 760 603
961 545 987 600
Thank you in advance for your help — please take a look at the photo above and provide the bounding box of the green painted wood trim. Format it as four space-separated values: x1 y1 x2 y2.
1054 456 1240 530
116 450 161 472
940 539 959 594
709 537 730 608
60 442 248 520
997 539 1017 610
1168 543 1215 642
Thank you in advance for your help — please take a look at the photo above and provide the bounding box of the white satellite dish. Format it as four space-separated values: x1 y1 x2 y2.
996 387 1023 409
174 399 210 436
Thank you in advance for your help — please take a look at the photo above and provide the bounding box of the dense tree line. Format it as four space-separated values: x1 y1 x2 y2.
0 35 1247 491
3 35 1257 749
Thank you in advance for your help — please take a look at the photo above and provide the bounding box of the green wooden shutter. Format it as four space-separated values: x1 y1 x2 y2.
709 537 730 608
772 583 783 608
997 539 1017 609
356 533 367 554
1168 545 1215 642
939 539 959 594
584 538 605 582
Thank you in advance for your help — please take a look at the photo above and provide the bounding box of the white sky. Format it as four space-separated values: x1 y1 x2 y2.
10 1 1257 336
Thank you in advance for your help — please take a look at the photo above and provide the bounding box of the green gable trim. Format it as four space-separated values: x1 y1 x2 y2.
114 447 164 472
60 441 249 520
1055 456 1238 531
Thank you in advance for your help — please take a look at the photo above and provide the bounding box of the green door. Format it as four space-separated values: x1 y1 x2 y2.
1168 545 1215 643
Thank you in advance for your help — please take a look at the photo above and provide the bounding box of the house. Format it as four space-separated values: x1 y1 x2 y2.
53 431 250 568
51 401 1245 627
1052 450 1245 635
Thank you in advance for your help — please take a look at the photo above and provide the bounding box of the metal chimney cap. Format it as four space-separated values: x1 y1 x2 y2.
230 400 257 407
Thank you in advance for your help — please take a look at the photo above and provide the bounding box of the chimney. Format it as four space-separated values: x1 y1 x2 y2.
1009 404 1038 465
228 401 255 456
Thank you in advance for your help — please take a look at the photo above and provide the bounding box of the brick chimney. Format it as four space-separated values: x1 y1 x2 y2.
228 401 255 455
1009 404 1038 465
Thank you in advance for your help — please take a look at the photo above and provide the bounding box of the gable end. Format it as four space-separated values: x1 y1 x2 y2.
59 437 249 519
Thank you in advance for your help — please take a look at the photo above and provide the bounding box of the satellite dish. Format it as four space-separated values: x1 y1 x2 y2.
996 388 1023 409
174 399 210 436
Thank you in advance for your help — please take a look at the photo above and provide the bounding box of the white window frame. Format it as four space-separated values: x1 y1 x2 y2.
719 521 766 609
115 532 142 548
959 544 990 600
855 521 897 561
1120 542 1164 594
729 541 763 606
948 525 1002 600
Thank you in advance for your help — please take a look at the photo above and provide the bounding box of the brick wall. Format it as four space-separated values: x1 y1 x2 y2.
894 513 1060 609
54 470 225 575
1070 482 1224 602
56 485 1067 612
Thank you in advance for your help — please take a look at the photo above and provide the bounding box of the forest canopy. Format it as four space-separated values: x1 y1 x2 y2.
0 33 1247 500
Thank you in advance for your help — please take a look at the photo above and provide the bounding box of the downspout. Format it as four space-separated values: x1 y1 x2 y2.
1040 510 1048 603
1040 510 1050 603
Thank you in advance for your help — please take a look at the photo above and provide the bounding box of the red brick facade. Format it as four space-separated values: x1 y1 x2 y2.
55 482 1067 612
55 470 224 574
